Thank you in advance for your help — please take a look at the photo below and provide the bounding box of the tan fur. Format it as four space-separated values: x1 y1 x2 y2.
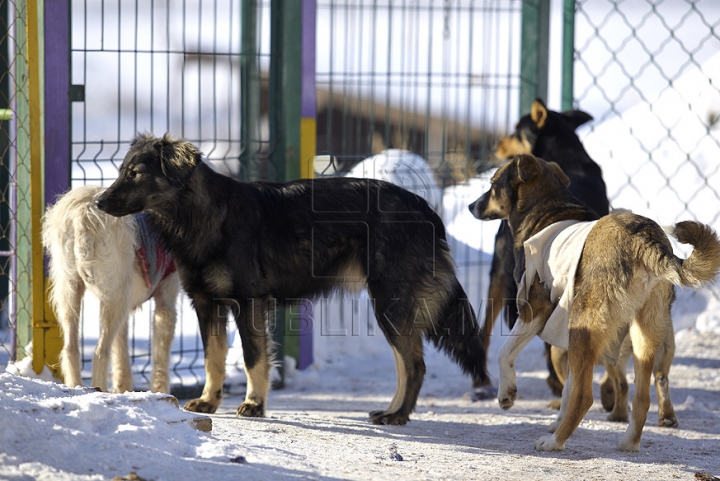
43 185 179 393
495 134 532 161
530 99 548 128
551 318 678 427
471 154 720 452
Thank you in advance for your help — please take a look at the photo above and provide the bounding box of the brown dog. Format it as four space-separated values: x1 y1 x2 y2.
469 154 720 451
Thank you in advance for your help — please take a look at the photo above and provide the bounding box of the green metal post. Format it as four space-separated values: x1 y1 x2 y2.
14 0 32 360
520 0 550 115
240 0 260 181
268 0 302 387
561 0 576 111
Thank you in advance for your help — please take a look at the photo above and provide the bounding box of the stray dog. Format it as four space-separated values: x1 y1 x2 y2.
478 98 610 398
96 133 487 425
43 185 179 393
469 154 720 451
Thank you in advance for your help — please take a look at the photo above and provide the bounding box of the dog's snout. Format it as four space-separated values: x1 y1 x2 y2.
95 196 108 211
468 200 477 214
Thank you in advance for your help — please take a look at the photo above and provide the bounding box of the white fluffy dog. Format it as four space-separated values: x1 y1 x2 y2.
42 185 179 393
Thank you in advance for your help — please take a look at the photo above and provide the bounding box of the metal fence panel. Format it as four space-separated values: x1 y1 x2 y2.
69 0 272 394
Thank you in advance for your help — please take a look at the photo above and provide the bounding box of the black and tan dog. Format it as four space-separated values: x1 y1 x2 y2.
478 99 610 399
96 133 488 425
469 154 720 451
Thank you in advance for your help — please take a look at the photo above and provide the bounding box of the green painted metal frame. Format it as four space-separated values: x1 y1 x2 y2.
561 0 576 111
519 0 550 115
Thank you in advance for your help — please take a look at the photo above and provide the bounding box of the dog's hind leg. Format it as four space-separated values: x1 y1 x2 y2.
654 316 678 428
535 325 597 452
55 278 85 388
369 333 425 426
150 274 180 393
94 299 131 392
184 296 228 414
235 297 272 418
618 288 672 451
368 290 426 426
604 336 632 422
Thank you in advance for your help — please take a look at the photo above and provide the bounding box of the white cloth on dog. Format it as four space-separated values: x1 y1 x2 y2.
518 219 599 350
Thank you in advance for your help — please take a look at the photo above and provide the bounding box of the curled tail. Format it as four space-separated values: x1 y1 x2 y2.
665 221 720 287
427 280 489 387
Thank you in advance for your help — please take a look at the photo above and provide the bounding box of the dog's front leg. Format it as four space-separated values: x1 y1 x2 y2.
497 276 551 410
184 296 228 414
150 274 180 394
234 298 273 418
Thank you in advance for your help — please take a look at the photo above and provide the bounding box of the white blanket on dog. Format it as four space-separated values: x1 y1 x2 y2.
518 219 599 350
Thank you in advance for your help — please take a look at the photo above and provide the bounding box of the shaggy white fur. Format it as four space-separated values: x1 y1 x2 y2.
42 185 179 393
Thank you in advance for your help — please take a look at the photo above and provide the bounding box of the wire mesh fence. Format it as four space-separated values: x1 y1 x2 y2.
69 0 272 395
0 0 33 371
314 0 523 336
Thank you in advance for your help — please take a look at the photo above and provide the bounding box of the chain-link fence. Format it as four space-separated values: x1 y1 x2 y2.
573 0 720 305
0 0 35 372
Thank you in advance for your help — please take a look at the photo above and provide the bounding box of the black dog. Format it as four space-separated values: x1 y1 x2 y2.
96 133 488 425
478 99 609 398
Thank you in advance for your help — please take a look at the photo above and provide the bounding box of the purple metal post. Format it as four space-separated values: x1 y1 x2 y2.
301 0 316 119
44 0 71 205
298 0 316 371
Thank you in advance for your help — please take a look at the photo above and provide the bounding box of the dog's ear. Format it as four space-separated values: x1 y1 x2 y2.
156 134 201 185
515 154 541 183
547 161 571 187
560 109 593 131
530 99 548 128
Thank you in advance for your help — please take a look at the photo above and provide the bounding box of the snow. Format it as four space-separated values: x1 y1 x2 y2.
2 320 719 480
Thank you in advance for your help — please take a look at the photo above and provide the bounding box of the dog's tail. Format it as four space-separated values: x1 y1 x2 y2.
659 221 720 287
426 279 489 387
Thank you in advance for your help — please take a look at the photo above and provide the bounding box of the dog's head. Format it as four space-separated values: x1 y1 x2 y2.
493 99 593 162
96 133 202 217
469 154 570 220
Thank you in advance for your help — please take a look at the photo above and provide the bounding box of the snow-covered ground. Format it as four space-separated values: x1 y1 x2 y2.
1 314 719 480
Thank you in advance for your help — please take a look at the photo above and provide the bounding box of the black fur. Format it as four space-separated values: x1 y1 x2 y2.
97 133 487 425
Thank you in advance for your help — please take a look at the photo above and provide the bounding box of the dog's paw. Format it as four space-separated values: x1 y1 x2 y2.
369 410 409 426
534 435 564 452
237 401 265 418
497 385 517 410
658 415 678 428
184 398 219 414
606 410 629 423
547 399 562 411
616 436 640 452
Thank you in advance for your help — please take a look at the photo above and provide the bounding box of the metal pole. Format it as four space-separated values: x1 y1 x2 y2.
240 0 259 181
561 0 576 111
519 0 550 115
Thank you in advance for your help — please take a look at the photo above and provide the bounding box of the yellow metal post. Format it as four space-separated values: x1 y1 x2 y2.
28 0 61 376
